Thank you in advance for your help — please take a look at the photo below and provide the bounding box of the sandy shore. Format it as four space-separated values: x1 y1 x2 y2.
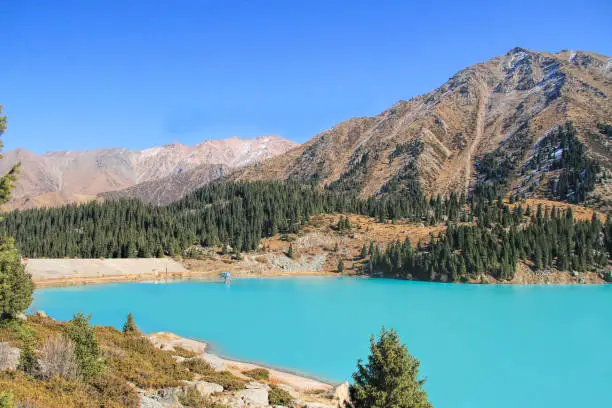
28 257 607 288
27 258 333 288
147 332 335 392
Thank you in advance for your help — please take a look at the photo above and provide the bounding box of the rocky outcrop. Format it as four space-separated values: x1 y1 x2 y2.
143 332 343 408
138 388 184 408
0 342 20 371
184 380 223 397
232 382 270 406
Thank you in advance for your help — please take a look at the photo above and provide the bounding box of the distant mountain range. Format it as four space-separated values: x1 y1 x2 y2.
3 48 611 211
0 136 297 209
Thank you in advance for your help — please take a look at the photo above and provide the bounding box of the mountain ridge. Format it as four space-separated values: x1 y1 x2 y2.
232 48 611 208
1 135 297 210
4 48 611 210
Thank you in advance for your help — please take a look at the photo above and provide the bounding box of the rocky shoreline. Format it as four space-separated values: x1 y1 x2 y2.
143 332 347 408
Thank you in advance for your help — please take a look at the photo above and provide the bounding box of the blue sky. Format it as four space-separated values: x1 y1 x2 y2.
1 0 611 153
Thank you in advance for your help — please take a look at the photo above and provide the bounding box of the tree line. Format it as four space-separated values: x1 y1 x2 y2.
0 180 466 258
368 203 611 281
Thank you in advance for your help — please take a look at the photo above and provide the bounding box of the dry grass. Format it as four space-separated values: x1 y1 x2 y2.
182 359 247 391
509 198 606 221
0 317 255 407
0 371 138 408
39 335 79 380
97 328 192 389
242 368 270 381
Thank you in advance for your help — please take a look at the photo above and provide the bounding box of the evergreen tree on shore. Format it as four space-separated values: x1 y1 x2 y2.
349 327 432 408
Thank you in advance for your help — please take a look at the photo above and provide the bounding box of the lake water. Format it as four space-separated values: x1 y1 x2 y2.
32 277 611 407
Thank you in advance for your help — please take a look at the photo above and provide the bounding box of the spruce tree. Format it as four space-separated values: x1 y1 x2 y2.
348 327 432 408
122 313 138 334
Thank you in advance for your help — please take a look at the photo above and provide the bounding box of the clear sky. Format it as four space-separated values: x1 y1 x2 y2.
1 0 611 153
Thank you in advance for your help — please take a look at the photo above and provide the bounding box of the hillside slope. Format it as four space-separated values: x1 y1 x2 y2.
234 48 611 207
101 163 229 205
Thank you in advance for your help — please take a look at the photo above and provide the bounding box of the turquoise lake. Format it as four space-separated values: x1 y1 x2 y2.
32 277 611 407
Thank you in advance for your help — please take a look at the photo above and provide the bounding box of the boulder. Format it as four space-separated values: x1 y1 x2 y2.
138 387 184 408
0 342 20 371
200 353 226 370
327 381 350 406
185 380 223 396
246 381 271 391
139 395 167 408
156 387 184 407
172 355 186 363
234 387 269 406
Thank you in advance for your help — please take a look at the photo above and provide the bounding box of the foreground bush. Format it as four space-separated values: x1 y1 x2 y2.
268 384 293 406
65 313 104 379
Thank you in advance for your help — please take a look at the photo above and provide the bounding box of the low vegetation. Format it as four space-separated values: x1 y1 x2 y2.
181 358 246 390
0 313 256 407
268 384 293 405
242 367 269 381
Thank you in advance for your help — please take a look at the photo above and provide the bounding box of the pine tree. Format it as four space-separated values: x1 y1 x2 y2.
337 259 344 273
122 313 138 334
348 327 432 408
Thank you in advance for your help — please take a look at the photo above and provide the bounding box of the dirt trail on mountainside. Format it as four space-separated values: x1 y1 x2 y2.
464 86 490 192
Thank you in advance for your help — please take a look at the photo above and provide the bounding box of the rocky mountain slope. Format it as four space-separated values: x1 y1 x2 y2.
1 136 297 209
234 48 611 207
101 163 229 205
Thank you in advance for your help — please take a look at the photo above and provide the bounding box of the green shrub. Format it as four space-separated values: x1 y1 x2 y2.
0 391 13 408
86 374 139 407
172 346 198 358
182 358 213 375
16 326 39 377
242 368 269 381
181 359 246 391
65 313 104 379
179 387 206 408
268 385 293 406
